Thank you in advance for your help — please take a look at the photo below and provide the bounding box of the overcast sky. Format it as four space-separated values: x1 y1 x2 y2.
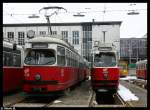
3 3 147 38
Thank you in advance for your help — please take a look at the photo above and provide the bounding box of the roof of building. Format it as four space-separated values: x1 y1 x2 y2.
3 21 122 27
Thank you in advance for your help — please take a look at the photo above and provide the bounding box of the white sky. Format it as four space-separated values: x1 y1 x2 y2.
3 3 147 38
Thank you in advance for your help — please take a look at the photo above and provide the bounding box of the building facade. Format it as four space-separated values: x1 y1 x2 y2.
120 37 147 63
3 21 122 62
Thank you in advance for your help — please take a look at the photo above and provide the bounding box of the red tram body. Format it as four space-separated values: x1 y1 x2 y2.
23 35 88 94
136 60 147 80
3 41 24 93
91 43 119 94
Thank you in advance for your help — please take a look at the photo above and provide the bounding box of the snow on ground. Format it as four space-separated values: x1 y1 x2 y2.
118 84 139 101
53 100 62 104
119 76 137 81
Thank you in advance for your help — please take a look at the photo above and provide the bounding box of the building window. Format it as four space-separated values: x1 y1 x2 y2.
52 31 57 35
57 46 65 66
18 32 25 45
39 31 46 36
7 32 14 41
61 31 68 42
82 24 92 62
72 31 79 45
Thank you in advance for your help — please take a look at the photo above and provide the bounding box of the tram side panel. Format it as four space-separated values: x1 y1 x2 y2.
136 60 147 80
3 68 24 93
3 42 24 93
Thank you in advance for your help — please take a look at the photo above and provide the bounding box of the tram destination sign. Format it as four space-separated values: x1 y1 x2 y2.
98 47 112 51
32 43 48 48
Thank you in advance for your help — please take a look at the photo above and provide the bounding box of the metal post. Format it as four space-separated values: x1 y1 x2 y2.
136 40 139 62
102 31 106 43
45 16 52 35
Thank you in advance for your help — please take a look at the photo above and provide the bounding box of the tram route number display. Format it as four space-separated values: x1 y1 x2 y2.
32 43 48 48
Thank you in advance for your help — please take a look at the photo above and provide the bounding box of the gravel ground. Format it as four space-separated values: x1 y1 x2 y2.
49 79 92 107
3 92 25 107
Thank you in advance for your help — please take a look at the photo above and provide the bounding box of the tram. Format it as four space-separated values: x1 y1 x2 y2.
23 35 88 94
118 61 128 77
91 43 119 94
3 41 24 93
136 60 147 80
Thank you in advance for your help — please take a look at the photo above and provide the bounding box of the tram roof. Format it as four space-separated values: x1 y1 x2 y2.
28 35 72 48
136 59 147 64
26 35 80 53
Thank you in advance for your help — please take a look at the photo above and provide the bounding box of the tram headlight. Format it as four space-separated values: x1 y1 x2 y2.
35 74 41 81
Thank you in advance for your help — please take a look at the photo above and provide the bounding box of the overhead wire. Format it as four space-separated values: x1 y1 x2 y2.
3 9 146 16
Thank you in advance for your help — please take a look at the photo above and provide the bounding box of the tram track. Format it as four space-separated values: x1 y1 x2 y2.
88 91 133 107
4 98 26 108
126 79 147 90
4 92 133 107
4 94 62 107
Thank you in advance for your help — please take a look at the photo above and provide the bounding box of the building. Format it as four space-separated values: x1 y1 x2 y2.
120 37 147 64
142 33 147 38
3 21 122 62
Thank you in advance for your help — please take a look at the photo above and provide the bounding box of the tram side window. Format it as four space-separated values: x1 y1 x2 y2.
13 53 21 67
3 51 13 66
68 51 71 66
66 49 69 66
138 64 140 70
139 64 141 70
57 46 65 66
136 64 138 69
73 53 75 67
75 54 77 67
70 51 73 67
72 53 74 67
141 64 143 70
142 63 144 70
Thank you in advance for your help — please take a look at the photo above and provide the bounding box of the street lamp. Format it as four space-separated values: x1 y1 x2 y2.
127 10 140 15
102 31 107 43
73 12 85 17
127 3 140 15
28 14 40 18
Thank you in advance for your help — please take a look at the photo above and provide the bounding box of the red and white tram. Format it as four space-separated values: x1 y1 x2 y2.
91 43 119 94
23 35 88 94
136 60 147 80
3 41 24 93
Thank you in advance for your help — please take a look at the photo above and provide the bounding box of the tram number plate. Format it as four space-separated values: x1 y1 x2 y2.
103 74 108 79
32 88 42 92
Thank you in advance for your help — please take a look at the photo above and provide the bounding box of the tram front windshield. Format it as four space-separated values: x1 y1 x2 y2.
119 64 127 70
24 49 55 65
94 52 116 67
